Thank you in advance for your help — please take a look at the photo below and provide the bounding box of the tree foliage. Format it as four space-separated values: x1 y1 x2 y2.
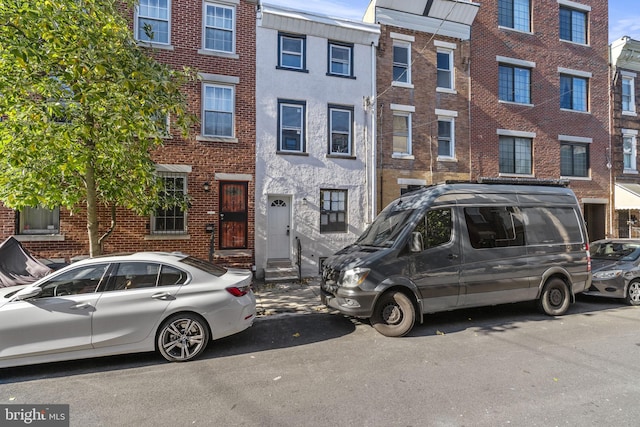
0 0 194 255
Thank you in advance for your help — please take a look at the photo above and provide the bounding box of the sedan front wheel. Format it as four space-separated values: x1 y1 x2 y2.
157 314 210 362
625 280 640 306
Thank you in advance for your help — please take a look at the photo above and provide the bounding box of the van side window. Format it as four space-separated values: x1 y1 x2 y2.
521 207 583 244
414 208 452 250
465 206 525 249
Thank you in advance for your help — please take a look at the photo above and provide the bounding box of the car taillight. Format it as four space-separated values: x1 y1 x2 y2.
226 286 249 297
585 242 591 272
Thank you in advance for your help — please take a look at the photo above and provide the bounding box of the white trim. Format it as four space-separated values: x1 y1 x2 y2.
202 1 236 55
497 129 536 138
496 56 536 68
156 164 192 173
198 73 240 84
390 32 415 42
134 0 172 45
434 40 457 50
215 173 253 181
557 0 591 12
558 67 592 78
390 103 416 113
398 178 427 186
558 135 592 143
621 70 638 78
435 109 458 117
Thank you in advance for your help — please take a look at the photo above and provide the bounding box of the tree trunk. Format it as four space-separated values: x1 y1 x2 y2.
86 162 101 257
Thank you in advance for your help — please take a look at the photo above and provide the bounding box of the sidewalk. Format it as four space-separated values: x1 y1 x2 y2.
252 277 330 319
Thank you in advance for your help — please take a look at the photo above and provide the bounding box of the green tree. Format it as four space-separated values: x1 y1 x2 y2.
0 0 194 256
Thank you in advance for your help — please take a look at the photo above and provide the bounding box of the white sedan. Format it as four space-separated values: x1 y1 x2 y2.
0 252 256 368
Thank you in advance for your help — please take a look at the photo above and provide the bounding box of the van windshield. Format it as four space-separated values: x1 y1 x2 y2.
356 208 415 248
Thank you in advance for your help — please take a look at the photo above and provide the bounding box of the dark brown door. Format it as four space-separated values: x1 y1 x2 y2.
219 182 248 249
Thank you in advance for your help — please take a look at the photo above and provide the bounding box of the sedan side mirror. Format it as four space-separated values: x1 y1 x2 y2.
14 287 42 301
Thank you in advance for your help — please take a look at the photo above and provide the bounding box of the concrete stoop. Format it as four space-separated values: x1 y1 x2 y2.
264 258 299 283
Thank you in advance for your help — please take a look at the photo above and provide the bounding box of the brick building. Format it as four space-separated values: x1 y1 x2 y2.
4 0 257 268
364 0 480 211
610 36 640 237
469 0 610 240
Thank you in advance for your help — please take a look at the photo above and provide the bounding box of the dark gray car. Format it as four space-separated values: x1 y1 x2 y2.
586 239 640 306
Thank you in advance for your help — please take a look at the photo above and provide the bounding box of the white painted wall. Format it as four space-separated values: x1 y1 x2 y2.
256 5 379 278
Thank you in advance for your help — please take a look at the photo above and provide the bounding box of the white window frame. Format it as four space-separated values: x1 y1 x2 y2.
391 104 414 159
202 1 236 54
436 49 454 91
202 83 235 138
498 0 532 33
151 166 190 235
279 33 305 71
278 100 306 153
329 106 353 156
135 0 171 46
436 109 458 160
328 42 353 77
623 129 639 173
391 33 414 88
622 72 637 115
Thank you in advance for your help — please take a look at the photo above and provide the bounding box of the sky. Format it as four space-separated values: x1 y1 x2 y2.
265 0 639 43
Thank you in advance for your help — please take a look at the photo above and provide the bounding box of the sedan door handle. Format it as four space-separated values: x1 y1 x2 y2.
152 292 175 301
70 302 92 310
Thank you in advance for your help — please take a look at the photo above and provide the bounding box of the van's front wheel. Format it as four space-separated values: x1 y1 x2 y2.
538 278 570 316
371 291 415 337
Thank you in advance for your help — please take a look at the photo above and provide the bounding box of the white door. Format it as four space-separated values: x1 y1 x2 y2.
267 196 291 259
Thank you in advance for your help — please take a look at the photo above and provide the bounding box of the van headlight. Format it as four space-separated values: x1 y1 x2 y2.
593 270 622 279
339 268 370 288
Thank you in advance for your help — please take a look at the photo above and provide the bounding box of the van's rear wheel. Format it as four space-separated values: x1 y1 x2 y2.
371 291 415 337
538 278 570 316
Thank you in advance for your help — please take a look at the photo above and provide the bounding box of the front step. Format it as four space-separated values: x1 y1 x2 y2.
264 259 299 283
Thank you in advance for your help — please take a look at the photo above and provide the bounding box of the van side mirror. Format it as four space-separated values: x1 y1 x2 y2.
409 232 424 253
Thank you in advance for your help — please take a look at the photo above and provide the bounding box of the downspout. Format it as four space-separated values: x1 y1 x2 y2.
608 43 615 237
370 40 377 223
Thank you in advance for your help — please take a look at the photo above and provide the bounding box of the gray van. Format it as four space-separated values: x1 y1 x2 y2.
320 182 591 336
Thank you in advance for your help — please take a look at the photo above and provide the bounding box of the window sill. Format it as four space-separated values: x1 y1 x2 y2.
197 49 239 59
277 151 309 156
559 39 589 47
392 153 415 160
144 234 191 241
392 81 414 89
622 111 638 117
325 73 356 80
499 100 534 107
436 87 457 94
437 156 457 162
560 175 591 181
196 135 238 143
560 108 590 114
624 169 639 175
276 66 309 73
137 41 174 51
498 26 533 35
498 173 535 178
14 234 65 242
327 154 356 160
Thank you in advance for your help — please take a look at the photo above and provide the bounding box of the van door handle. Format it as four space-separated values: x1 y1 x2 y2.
448 254 459 260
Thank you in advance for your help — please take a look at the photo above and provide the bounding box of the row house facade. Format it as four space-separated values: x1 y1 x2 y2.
2 0 258 268
469 0 610 241
610 36 640 237
364 0 480 210
255 4 379 279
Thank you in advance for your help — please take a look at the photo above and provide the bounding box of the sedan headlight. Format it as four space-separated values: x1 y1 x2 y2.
593 269 623 279
339 268 370 288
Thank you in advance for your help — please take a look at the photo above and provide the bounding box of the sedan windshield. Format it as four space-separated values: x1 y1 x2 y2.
591 242 640 261
356 207 415 248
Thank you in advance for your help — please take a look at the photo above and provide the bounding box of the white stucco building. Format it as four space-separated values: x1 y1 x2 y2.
255 3 380 279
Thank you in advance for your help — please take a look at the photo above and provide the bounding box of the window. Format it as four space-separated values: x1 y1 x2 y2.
622 74 636 114
203 84 234 137
499 64 531 104
136 0 170 44
560 6 587 44
38 264 109 297
393 42 410 84
278 33 305 71
465 206 525 249
498 0 531 32
438 118 454 158
499 136 532 175
203 2 235 53
560 74 588 112
329 106 353 155
320 189 347 233
328 42 353 77
152 173 187 234
624 131 638 172
437 50 453 89
414 209 453 250
392 112 411 155
19 207 60 235
560 143 589 177
108 263 161 291
278 100 305 153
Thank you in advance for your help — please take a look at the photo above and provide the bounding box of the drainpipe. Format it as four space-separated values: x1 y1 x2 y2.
370 40 377 222
608 43 615 237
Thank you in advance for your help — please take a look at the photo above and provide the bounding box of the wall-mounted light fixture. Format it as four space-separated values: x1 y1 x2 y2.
203 181 210 192
302 197 308 206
